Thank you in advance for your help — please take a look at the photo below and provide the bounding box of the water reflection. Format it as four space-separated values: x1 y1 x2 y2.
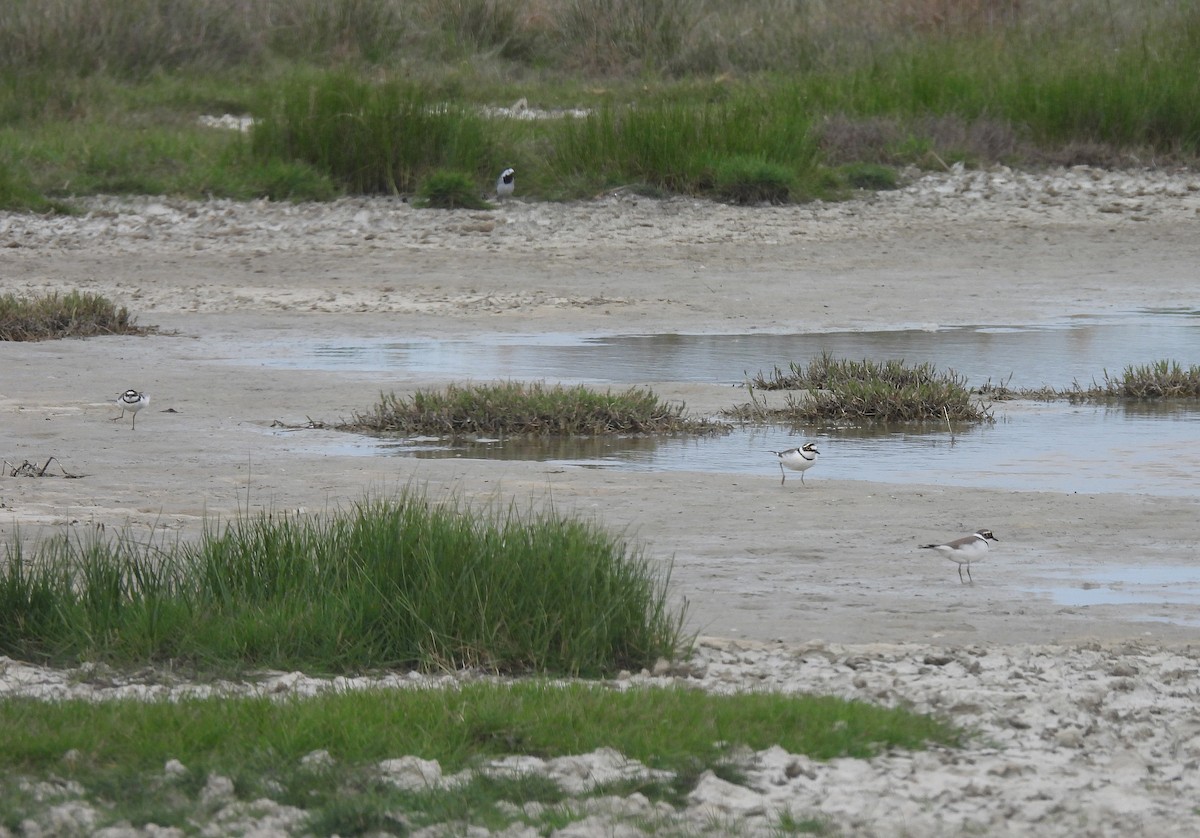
1027 565 1200 616
274 314 1199 390
256 312 1199 495
325 399 1199 496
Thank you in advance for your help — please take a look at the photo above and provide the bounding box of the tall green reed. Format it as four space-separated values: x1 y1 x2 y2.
549 89 821 197
251 72 499 195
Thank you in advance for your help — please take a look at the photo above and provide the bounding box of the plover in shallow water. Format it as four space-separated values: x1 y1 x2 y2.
495 167 515 199
114 389 149 429
921 529 998 583
772 443 819 485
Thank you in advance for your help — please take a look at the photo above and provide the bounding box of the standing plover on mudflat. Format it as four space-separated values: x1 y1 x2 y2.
772 442 819 485
114 389 149 429
495 167 515 199
921 529 998 583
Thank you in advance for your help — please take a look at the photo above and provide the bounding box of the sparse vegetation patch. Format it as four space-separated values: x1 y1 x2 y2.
416 169 493 209
732 353 993 424
342 381 728 436
1067 360 1200 400
977 360 1200 402
713 155 796 205
0 291 151 341
0 682 960 833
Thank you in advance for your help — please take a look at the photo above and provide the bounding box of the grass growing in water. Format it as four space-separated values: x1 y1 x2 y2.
0 682 960 833
977 360 1200 402
0 291 150 341
0 491 686 676
1068 360 1200 400
343 381 727 436
733 353 993 424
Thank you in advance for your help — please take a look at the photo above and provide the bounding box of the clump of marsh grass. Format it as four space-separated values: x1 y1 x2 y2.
732 353 992 424
838 162 900 190
415 169 492 209
342 381 728 436
1068 360 1200 401
250 72 497 195
0 491 687 676
976 361 1200 402
548 94 822 201
0 291 150 341
0 161 73 214
713 155 795 205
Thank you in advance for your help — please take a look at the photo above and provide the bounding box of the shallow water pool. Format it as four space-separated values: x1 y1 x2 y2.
258 311 1199 495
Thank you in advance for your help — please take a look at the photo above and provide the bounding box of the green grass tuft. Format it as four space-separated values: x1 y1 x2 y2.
713 154 795 205
977 360 1200 402
0 291 151 341
838 162 900 190
416 169 493 209
548 93 822 200
733 353 993 424
343 381 728 436
0 490 687 676
1070 359 1200 400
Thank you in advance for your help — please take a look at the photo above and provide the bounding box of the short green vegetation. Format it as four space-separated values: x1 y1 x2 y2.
3 2 1198 211
0 161 72 214
732 355 1199 426
713 155 797 205
0 491 685 676
0 681 958 833
838 162 901 191
343 381 727 436
416 169 493 209
0 683 961 776
735 353 993 424
0 291 150 341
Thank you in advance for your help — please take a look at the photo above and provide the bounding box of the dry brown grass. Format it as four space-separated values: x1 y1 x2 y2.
0 0 1175 77
0 291 151 341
